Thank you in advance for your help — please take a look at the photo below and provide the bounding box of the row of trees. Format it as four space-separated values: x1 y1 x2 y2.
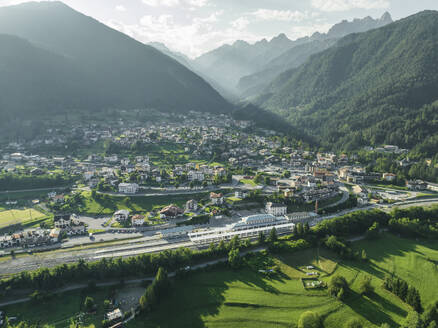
0 172 75 191
383 275 423 313
0 237 253 292
388 206 438 238
139 267 170 312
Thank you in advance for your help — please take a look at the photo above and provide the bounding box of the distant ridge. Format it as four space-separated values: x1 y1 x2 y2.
237 12 393 99
0 1 232 123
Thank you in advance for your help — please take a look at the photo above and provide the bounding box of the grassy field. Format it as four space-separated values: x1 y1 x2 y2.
4 286 116 328
239 179 258 187
0 208 46 228
127 234 438 328
80 191 210 215
3 234 437 327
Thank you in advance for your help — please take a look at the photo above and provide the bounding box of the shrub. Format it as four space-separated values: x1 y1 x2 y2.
359 276 374 296
298 311 322 328
344 318 363 328
328 275 348 299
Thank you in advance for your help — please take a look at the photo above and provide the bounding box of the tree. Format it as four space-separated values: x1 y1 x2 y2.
402 311 424 328
254 173 263 184
228 248 242 270
423 301 438 326
103 299 112 311
407 286 423 313
379 324 391 328
304 222 310 235
296 223 304 236
328 275 348 299
140 267 169 313
298 311 321 328
337 287 345 301
84 296 95 313
366 221 380 239
344 318 363 328
359 276 374 296
268 227 278 243
229 235 240 250
428 322 437 328
361 250 367 262
258 231 266 245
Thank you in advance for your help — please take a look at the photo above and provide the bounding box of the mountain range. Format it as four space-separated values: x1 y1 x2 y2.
237 12 393 99
188 12 392 99
2 2 438 156
0 1 231 124
256 10 438 154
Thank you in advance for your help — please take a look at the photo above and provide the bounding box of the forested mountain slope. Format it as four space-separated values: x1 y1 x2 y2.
257 11 438 154
238 13 392 99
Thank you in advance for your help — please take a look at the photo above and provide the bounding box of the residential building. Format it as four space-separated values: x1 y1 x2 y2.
265 202 287 216
54 214 72 229
210 192 224 205
185 199 198 212
383 173 396 182
188 171 205 181
131 214 145 227
159 205 184 219
114 209 130 222
118 183 139 194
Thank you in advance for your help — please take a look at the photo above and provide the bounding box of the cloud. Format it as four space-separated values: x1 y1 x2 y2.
250 9 312 22
142 0 180 7
107 10 261 58
141 0 208 8
231 17 250 30
115 5 126 12
186 0 208 7
311 0 390 12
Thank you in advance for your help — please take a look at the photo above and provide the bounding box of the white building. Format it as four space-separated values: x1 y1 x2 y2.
265 202 287 216
114 209 130 222
188 171 205 181
210 192 224 205
189 214 294 244
383 173 396 182
185 199 198 212
287 212 317 222
131 214 145 226
235 191 248 199
118 183 139 194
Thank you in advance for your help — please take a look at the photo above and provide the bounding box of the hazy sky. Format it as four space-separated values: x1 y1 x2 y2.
1 0 438 58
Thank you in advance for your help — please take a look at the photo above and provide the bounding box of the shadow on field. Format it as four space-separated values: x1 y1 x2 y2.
132 267 287 328
345 290 402 327
352 233 438 265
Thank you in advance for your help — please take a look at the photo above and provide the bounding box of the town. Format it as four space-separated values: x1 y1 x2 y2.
1 111 437 257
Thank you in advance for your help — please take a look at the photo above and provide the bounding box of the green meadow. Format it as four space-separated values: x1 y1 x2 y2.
0 208 47 229
129 234 438 328
3 234 438 328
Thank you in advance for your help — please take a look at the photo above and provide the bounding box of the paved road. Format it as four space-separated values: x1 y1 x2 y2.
0 247 265 308
325 187 349 209
0 187 68 194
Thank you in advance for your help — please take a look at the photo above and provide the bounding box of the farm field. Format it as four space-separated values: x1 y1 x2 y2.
0 208 46 228
128 234 438 328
